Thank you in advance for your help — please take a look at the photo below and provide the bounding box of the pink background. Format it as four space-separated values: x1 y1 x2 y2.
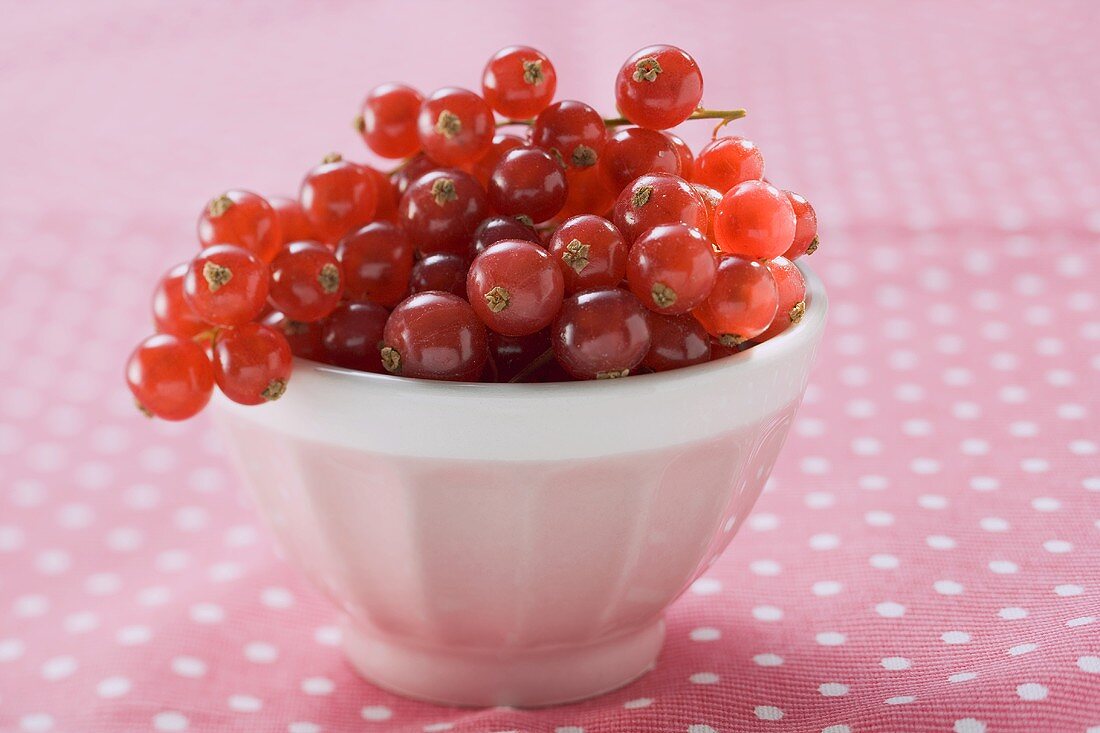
1 1 1098 731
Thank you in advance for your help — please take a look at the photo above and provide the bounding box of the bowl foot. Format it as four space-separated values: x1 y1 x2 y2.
341 617 665 707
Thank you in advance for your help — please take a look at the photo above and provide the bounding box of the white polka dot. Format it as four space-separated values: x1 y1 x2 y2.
819 683 849 696
244 642 278 663
224 525 259 546
1009 643 1038 656
153 712 189 731
1043 539 1073 553
155 550 190 573
954 718 986 733
750 559 782 576
814 581 843 597
554 728 584 733
423 724 455 732
980 517 1010 532
313 625 342 646
949 672 978 683
917 494 948 509
13 594 50 617
289 724 321 733
970 476 999 491
137 586 171 606
41 655 78 680
261 587 295 609
228 694 262 712
171 656 206 678
875 601 906 618
754 706 784 721
989 560 1019 574
870 554 899 569
623 698 653 709
885 696 915 705
753 605 784 622
96 676 132 698
1055 584 1084 596
189 603 225 624
881 657 912 670
822 727 852 733
942 631 971 644
748 513 779 531
691 578 722 595
1016 683 1048 701
935 580 964 596
802 457 831 475
810 533 840 550
302 677 334 695
208 561 244 583
1078 656 1100 673
0 525 25 552
1067 616 1095 627
927 535 957 550
865 510 894 527
753 653 784 667
361 706 393 721
690 672 719 684
19 714 54 732
804 491 835 508
1022 458 1050 474
687 727 716 733
816 632 847 646
690 627 721 642
999 607 1028 620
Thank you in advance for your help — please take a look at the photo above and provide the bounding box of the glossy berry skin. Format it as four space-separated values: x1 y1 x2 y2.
357 82 423 159
262 311 324 361
488 147 568 223
615 45 703 130
212 323 293 405
467 240 564 337
488 328 551 382
642 312 711 372
268 195 316 245
268 241 344 322
472 215 541 255
409 253 468 297
183 245 269 327
152 262 208 338
693 137 764 192
482 46 557 119
299 155 378 244
547 215 628 294
612 172 707 243
531 100 607 171
399 169 488 257
714 179 796 259
365 166 399 222
692 256 779 345
472 133 526 187
336 222 413 308
382 292 488 381
197 189 281 263
126 334 214 421
782 190 819 259
320 301 389 373
665 132 695 180
627 223 717 315
600 127 680 193
756 257 808 342
417 87 494 167
692 183 723 241
557 166 617 221
553 289 651 380
392 153 439 198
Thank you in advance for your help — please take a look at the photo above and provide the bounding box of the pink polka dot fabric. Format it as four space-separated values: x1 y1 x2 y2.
1 2 1098 731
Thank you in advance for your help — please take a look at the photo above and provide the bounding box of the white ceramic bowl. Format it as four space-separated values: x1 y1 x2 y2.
214 265 827 707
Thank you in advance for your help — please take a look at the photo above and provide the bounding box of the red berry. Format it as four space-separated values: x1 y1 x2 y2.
365 166 399 222
211 323 293 405
299 154 378 244
692 256 778 345
692 183 723 241
612 172 708 243
600 127 679 193
547 214 628 294
409 253 468 297
356 83 424 159
152 263 208 338
472 133 527 187
530 100 606 171
392 153 439 198
183 245 269 327
614 45 703 130
556 166 617 221
626 223 717 315
782 190 819 259
467 240 564 336
552 289 651 379
336 221 413 308
713 180 796 259
693 137 764 192
268 241 344 322
472 215 541 255
268 195 316 245
197 190 281 263
642 312 712 372
755 257 807 342
126 334 215 421
665 132 695 180
488 147 568 223
488 328 551 382
320 301 389 373
262 311 324 361
482 46 557 119
382 292 488 381
417 87 494 167
398 169 488 257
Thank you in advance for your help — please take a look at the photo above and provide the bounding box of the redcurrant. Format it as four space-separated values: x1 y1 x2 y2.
356 82 423 159
398 169 487 257
183 245 269 327
552 289 651 379
299 154 378 243
320 301 389 373
530 100 606 171
126 334 215 420
262 311 325 361
691 183 723 241
268 195 316 245
642 312 712 372
382 292 488 381
713 179 796 259
409 253 468 297
417 87 494 166
268 241 344 322
152 262 208 338
693 136 764 192
365 166 399 222
665 132 694 180
212 323 293 405
600 127 679 192
692 256 778 345
615 45 703 129
472 215 541 256
612 172 707 243
472 133 527 187
556 165 617 221
782 190 818 259
626 223 717 315
755 257 807 341
488 147 568 223
197 189 281 263
487 328 551 382
336 221 413 307
482 46 557 119
392 153 438 198
546 214 628 294
467 240 564 336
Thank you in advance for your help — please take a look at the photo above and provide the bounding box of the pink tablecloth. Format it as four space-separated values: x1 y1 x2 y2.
1 2 1098 731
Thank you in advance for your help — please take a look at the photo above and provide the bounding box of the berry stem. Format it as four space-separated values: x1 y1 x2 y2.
496 107 747 135
508 347 554 383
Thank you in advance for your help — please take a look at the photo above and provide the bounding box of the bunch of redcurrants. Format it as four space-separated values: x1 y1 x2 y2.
126 44 818 421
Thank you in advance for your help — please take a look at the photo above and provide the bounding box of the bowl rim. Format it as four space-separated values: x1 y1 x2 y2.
293 260 827 399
